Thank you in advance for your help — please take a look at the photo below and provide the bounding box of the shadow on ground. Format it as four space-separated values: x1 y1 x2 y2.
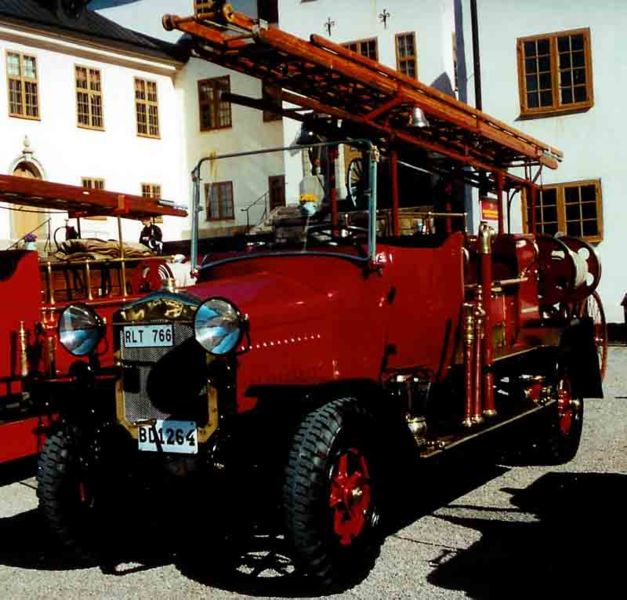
4 457 620 598
427 471 627 599
0 453 506 595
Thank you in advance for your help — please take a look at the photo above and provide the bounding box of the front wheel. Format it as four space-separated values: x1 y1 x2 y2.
36 430 97 561
283 398 382 590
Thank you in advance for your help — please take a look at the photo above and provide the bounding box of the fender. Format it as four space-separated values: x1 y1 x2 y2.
559 317 603 399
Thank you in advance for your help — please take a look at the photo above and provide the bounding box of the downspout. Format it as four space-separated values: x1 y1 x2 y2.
470 0 482 110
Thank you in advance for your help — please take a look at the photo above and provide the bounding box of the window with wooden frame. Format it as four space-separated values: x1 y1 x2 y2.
517 28 593 118
395 32 417 79
141 183 163 223
198 76 232 131
205 181 234 221
81 178 106 220
76 66 104 129
523 179 603 243
343 38 378 61
135 78 160 137
6 52 39 119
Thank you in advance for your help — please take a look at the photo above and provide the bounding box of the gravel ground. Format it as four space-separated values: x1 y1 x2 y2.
1 347 625 599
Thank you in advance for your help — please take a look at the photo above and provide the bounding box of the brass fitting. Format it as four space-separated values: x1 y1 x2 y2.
18 321 28 378
479 221 493 255
463 302 475 346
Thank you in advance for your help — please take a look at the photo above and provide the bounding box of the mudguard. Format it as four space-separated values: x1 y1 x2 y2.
559 317 603 399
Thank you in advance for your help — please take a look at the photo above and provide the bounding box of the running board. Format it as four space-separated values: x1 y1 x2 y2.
419 400 555 459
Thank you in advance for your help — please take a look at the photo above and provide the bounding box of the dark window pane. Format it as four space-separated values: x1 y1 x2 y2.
559 52 571 68
537 38 549 54
566 204 581 221
538 56 550 71
526 74 538 91
572 51 585 67
557 36 570 52
543 222 559 235
561 88 573 104
582 220 598 236
539 73 552 89
581 202 598 219
524 41 536 56
544 205 557 222
540 90 553 106
566 221 582 236
541 188 557 204
571 35 584 51
581 185 596 202
525 57 538 73
560 71 572 86
574 86 587 102
573 68 586 84
527 93 539 108
564 187 580 203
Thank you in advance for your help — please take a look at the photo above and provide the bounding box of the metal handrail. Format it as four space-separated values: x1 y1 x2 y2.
241 190 269 232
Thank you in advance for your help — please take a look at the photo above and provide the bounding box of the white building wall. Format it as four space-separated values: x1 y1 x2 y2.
460 0 627 321
0 24 186 246
278 0 457 209
96 0 284 236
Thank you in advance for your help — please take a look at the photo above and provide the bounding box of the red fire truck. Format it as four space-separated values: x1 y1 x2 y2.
36 1 606 589
0 176 186 464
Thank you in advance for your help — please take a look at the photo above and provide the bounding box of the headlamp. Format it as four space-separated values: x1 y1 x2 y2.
58 304 104 356
194 298 243 355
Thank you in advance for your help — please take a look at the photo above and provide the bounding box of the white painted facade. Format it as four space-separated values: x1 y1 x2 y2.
0 18 187 247
458 0 626 322
278 0 458 206
96 0 285 235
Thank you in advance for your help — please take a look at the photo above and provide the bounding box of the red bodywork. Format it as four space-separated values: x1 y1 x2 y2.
192 234 476 414
0 176 187 464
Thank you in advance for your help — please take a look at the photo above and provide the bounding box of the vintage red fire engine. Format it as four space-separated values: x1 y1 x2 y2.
0 177 185 464
35 1 606 589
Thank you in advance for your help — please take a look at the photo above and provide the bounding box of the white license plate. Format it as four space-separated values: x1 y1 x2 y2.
137 420 198 454
123 324 173 348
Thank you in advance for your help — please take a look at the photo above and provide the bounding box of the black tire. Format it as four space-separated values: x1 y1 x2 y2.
283 398 382 590
37 430 97 561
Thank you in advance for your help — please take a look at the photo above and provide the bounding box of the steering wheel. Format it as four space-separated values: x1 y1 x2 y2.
346 157 368 208
131 259 174 294
304 224 369 256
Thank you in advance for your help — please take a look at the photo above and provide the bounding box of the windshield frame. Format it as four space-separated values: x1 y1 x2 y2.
190 140 378 272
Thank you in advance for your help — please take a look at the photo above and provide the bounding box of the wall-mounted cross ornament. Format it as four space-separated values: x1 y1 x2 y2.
379 9 391 29
324 17 335 36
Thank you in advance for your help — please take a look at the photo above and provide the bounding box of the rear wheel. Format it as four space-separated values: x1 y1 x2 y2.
283 398 382 590
579 291 608 380
538 374 584 464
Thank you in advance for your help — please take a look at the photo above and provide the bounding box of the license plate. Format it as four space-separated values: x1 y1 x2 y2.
123 324 173 348
137 420 198 454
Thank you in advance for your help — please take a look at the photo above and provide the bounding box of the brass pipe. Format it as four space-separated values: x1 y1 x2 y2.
85 261 93 301
478 221 497 417
473 288 485 424
18 321 28 378
117 216 127 298
462 303 475 428
46 261 54 305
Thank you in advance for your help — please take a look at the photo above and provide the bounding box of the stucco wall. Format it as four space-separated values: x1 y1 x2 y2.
0 24 186 246
460 0 627 321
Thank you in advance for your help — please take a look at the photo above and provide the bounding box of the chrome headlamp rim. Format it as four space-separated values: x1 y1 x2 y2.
193 296 244 356
57 303 105 357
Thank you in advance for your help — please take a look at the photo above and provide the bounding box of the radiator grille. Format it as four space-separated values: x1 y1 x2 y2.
119 321 205 424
